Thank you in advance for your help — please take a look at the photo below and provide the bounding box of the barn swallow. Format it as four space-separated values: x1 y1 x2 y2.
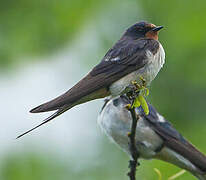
98 96 206 180
17 21 165 138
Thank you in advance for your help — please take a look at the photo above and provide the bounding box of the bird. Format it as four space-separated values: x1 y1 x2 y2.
17 21 165 138
98 96 206 180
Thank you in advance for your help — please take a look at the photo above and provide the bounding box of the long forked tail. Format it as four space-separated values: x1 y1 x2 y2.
17 87 110 139
16 106 70 139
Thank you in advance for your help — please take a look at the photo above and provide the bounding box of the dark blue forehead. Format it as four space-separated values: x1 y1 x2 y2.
126 21 151 35
136 21 148 27
131 21 151 29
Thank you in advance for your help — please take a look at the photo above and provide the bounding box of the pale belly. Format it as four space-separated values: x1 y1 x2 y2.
109 43 165 96
109 66 152 96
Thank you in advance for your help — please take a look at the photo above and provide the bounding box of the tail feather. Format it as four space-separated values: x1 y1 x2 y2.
21 87 109 138
17 106 69 139
30 87 110 113
30 102 58 113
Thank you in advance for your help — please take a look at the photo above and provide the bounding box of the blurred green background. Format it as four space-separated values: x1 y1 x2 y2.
0 0 206 179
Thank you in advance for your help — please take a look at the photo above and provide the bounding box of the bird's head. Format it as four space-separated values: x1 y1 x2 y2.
125 21 163 40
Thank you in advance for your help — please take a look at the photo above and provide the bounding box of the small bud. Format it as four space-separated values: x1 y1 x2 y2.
131 80 137 85
125 104 131 110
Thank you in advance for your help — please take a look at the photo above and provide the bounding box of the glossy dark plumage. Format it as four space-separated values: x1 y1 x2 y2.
31 39 159 113
17 21 163 138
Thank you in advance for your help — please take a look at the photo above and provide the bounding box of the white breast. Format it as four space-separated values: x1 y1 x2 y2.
109 43 165 96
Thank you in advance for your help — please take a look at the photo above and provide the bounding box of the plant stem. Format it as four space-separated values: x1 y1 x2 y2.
127 105 140 180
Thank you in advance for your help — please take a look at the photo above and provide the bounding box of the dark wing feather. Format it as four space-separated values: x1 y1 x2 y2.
19 39 159 138
91 38 158 76
144 105 206 173
31 38 159 113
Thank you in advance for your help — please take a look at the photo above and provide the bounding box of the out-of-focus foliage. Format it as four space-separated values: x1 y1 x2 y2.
1 0 206 180
0 0 107 67
138 0 206 130
0 143 195 180
139 0 206 84
0 150 128 180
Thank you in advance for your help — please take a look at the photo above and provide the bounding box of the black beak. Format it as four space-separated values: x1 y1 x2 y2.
152 26 163 32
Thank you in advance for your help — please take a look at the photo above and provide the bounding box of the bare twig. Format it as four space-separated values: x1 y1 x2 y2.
126 101 140 180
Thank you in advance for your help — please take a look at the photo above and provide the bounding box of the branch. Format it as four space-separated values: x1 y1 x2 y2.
126 101 140 180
